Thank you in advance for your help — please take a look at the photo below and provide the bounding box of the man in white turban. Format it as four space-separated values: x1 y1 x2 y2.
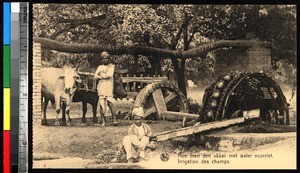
122 107 153 163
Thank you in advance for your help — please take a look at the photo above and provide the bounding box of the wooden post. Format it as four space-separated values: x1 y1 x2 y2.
126 74 130 92
139 74 143 91
275 111 279 124
282 111 286 125
133 74 136 91
151 88 167 120
286 109 290 125
182 117 187 127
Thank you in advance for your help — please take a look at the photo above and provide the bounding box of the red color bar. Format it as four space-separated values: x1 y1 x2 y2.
3 130 11 173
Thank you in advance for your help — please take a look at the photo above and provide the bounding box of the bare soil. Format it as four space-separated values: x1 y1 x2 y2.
33 120 182 159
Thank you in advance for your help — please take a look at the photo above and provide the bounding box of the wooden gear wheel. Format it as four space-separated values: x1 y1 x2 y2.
132 81 189 120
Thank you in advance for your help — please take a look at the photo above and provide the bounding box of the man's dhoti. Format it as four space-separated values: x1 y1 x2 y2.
122 135 150 160
99 96 115 116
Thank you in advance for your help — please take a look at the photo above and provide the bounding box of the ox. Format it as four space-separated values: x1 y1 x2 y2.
41 67 127 126
74 72 127 126
41 66 81 126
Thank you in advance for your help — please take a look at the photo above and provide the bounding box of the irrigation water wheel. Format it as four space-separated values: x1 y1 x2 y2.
198 71 290 125
132 81 189 120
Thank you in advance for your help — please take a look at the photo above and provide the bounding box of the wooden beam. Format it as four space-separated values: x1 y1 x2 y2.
143 92 177 119
121 78 167 83
133 74 137 91
125 91 139 98
126 89 185 120
152 117 245 141
76 71 94 76
162 111 199 121
152 88 167 120
144 107 157 118
139 74 144 90
126 74 130 92
122 77 167 80
164 92 177 103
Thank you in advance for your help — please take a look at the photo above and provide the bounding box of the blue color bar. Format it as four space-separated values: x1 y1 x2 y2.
4 2 11 45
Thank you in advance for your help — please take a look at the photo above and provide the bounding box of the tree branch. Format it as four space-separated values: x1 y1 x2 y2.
34 37 273 59
188 30 196 45
48 14 107 40
57 14 107 25
170 16 193 50
183 28 189 51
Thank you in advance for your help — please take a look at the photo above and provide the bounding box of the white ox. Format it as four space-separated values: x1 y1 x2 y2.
41 65 81 126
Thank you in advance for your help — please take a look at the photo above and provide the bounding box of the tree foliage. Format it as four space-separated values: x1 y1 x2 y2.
33 4 296 95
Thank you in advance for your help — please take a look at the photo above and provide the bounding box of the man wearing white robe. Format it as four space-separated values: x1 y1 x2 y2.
122 107 153 163
94 51 115 126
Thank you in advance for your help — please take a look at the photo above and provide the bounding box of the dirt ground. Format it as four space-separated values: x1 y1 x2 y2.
33 120 182 159
33 122 296 169
33 87 297 169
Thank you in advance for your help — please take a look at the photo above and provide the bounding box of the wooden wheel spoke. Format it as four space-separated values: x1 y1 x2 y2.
151 88 167 120
133 83 188 121
144 91 178 118
144 107 157 117
165 92 177 104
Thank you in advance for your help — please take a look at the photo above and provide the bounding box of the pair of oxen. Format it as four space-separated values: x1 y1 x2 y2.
41 65 127 126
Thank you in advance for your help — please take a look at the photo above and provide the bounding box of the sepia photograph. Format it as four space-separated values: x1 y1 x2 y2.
32 4 296 169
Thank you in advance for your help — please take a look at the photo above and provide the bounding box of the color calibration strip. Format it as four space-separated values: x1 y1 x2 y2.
3 2 28 173
18 2 29 173
3 2 11 173
11 2 21 171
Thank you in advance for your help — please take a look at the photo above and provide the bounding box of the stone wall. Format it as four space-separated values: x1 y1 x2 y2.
32 43 42 124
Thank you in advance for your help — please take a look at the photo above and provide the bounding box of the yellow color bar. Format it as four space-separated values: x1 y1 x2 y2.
4 88 11 130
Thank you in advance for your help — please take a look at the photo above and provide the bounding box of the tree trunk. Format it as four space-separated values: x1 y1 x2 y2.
148 56 162 76
132 54 139 73
176 65 187 96
171 58 187 96
176 27 189 96
154 56 162 75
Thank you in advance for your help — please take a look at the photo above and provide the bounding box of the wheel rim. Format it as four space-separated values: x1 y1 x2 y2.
133 82 188 120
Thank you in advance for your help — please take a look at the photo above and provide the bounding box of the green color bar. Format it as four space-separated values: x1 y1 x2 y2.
4 45 10 88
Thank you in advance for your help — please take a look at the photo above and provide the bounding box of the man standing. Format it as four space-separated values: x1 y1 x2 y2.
122 107 153 163
94 51 115 126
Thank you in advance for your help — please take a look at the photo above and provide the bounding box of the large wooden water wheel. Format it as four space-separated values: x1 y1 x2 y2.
131 81 189 120
198 71 290 125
